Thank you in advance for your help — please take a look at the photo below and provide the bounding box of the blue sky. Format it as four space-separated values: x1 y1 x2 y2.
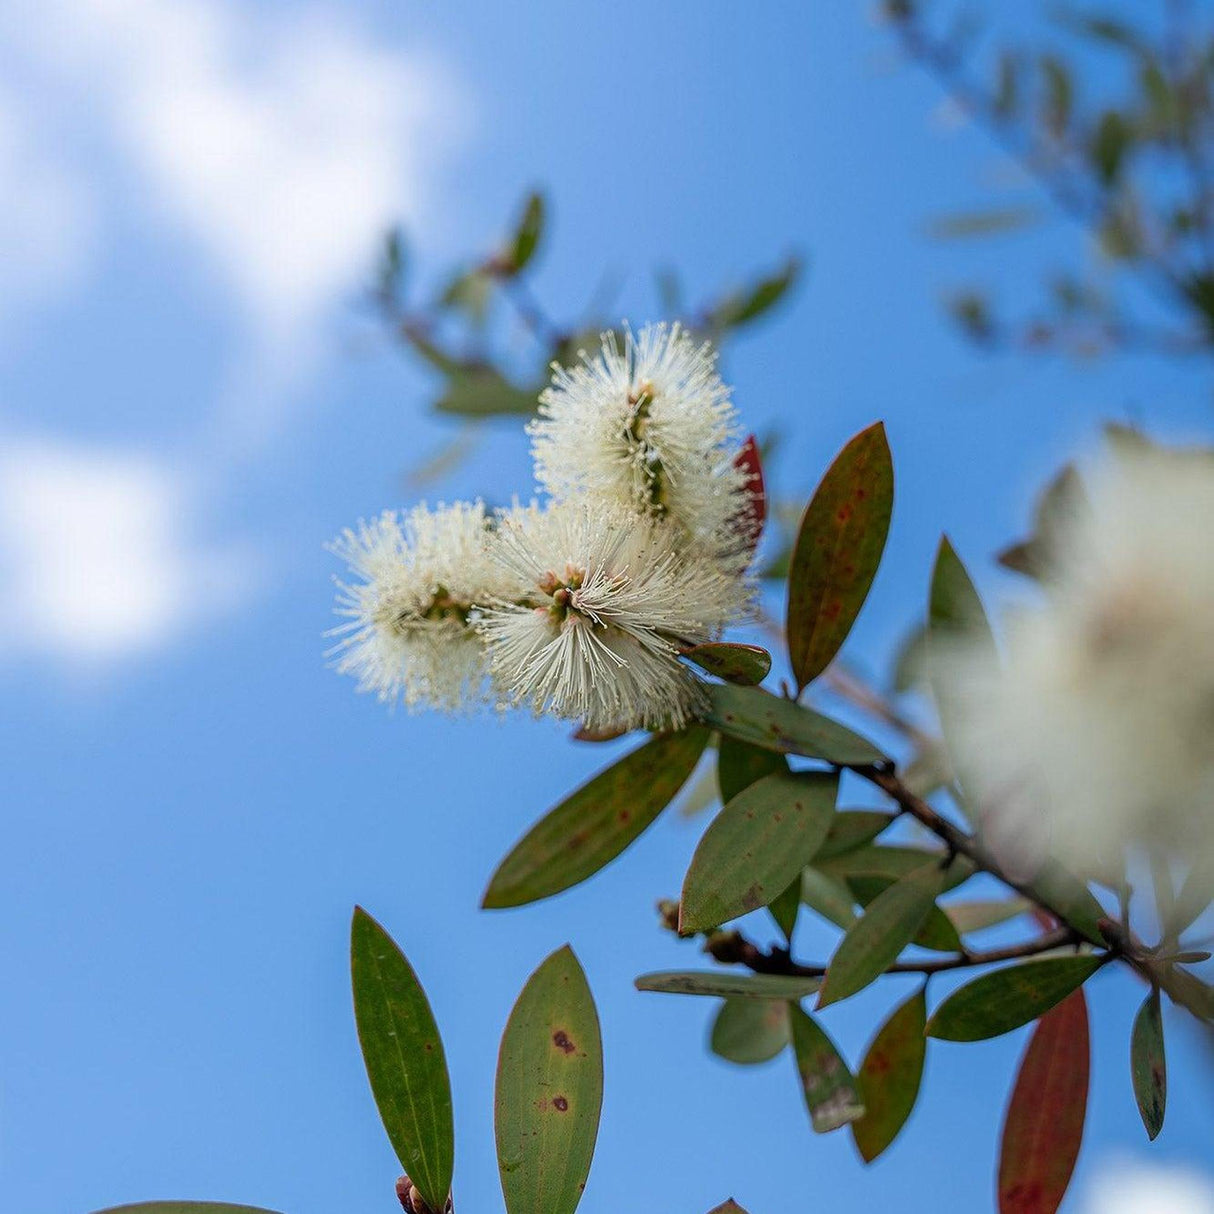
1 3 1212 1212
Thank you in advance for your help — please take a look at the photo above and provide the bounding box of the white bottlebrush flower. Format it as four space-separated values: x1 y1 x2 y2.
478 500 746 733
328 501 519 711
944 444 1214 877
530 323 752 563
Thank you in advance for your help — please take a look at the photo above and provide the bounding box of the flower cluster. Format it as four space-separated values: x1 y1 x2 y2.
944 441 1214 875
330 324 757 732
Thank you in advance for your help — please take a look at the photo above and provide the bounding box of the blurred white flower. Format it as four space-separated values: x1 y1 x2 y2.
945 444 1214 876
478 500 745 733
530 323 751 563
1082 1157 1214 1214
329 501 515 711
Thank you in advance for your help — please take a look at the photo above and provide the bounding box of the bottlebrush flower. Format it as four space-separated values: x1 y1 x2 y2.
530 323 752 563
478 500 746 732
328 501 517 711
946 444 1214 876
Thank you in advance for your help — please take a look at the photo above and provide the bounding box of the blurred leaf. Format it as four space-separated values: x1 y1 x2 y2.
891 623 930 693
439 267 493 319
1091 110 1132 185
507 191 546 273
947 290 996 342
1041 55 1073 138
818 865 946 1008
946 897 1032 935
435 366 539 417
377 226 407 298
1021 863 1107 946
1057 13 1144 53
801 866 859 930
484 727 709 908
496 946 602 1214
790 1006 865 1133
683 642 772 686
848 875 962 953
927 955 1104 1042
704 682 886 765
711 255 802 329
998 991 1090 1214
717 735 788 805
786 422 893 691
816 810 897 860
94 1207 282 1214
928 206 1042 239
1130 988 1166 1140
402 328 463 376
680 770 839 932
706 1203 750 1214
712 997 790 1064
852 987 928 1162
993 51 1022 117
997 463 1089 581
636 971 821 999
350 908 454 1212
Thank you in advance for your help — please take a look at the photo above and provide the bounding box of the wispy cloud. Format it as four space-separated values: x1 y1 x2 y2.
0 439 258 662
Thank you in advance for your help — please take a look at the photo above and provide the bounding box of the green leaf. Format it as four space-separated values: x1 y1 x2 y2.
507 191 546 272
1041 55 1073 138
1092 110 1132 185
93 1207 282 1214
1021 862 1107 946
484 727 709 908
1130 988 1166 1140
716 734 788 804
852 988 928 1162
946 898 1032 935
636 971 821 999
435 366 539 417
927 956 1104 1042
928 206 1041 239
997 464 1089 582
816 810 896 859
680 770 839 933
682 642 772 686
350 908 454 1213
768 877 802 943
711 997 790 1065
704 682 886 766
711 255 802 329
789 1006 865 1133
800 867 858 930
819 844 972 890
495 946 602 1214
786 422 893 691
998 991 1090 1214
818 865 945 1008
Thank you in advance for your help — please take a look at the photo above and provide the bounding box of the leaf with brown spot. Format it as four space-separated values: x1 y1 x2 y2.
704 682 886 766
998 990 1090 1214
711 997 791 1065
680 770 839 933
495 946 602 1214
682 642 772 686
852 987 928 1162
787 422 893 692
789 1005 865 1133
483 727 709 908
1131 987 1166 1140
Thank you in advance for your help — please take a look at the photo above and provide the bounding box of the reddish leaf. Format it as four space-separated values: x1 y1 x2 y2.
734 435 767 554
997 990 1090 1214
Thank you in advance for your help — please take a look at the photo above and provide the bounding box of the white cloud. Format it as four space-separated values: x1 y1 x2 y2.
1082 1158 1214 1214
3 0 467 438
0 439 257 662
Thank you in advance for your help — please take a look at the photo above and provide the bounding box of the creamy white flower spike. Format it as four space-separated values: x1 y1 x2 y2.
945 444 1214 877
478 500 745 733
530 323 751 563
328 501 518 710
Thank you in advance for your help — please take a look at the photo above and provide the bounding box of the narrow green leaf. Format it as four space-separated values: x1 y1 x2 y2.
816 810 896 859
711 255 802 329
680 770 839 933
350 908 454 1213
1130 988 1166 1140
998 991 1090 1214
852 988 928 1162
484 727 708 908
682 642 772 686
847 876 962 953
711 997 790 1064
434 366 539 417
818 865 945 1008
495 946 602 1214
508 191 546 272
93 1207 282 1214
928 206 1041 239
946 898 1032 935
800 867 858 929
787 422 893 691
819 844 972 890
704 682 886 765
927 956 1104 1042
716 735 788 804
789 1006 865 1133
635 971 821 999
768 877 802 943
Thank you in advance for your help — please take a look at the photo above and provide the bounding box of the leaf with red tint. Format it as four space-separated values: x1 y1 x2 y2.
997 989 1090 1214
734 435 767 554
